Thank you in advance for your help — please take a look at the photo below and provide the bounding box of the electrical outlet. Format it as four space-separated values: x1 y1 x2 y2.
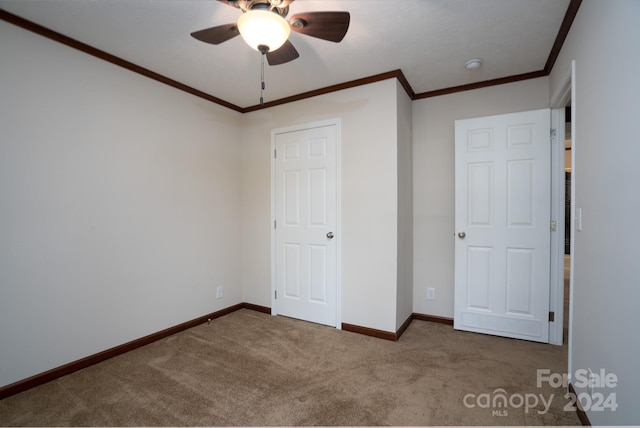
216 286 223 299
426 287 436 300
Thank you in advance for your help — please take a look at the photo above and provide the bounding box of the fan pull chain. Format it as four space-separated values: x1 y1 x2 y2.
260 51 265 107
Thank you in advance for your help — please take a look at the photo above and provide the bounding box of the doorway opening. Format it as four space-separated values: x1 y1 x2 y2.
549 61 575 351
563 105 572 344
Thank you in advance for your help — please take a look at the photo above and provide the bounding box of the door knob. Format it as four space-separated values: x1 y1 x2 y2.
458 232 466 239
326 232 334 239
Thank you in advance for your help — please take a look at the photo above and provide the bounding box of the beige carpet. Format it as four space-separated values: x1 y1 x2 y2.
0 309 581 426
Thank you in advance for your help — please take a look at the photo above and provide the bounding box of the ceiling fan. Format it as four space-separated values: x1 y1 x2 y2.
191 0 350 66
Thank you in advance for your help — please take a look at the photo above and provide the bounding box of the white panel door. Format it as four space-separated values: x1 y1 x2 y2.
274 124 337 327
454 109 551 342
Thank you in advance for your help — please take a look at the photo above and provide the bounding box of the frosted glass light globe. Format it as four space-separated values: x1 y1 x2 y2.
237 10 291 52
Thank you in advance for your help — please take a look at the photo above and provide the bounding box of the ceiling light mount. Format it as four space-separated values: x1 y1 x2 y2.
465 58 483 70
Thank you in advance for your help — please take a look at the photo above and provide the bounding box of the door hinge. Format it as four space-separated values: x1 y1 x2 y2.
275 290 277 299
551 220 557 231
274 149 277 159
274 219 277 229
551 128 557 142
549 311 555 322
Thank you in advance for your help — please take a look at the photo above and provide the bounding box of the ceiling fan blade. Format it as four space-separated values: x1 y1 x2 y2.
266 40 300 66
190 23 239 45
289 11 350 42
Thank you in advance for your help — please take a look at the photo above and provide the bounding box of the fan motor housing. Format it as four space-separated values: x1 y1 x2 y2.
231 0 290 18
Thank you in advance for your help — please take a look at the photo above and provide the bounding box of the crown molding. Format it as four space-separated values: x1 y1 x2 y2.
0 9 244 113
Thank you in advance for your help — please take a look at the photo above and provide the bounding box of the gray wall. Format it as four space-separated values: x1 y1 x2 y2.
396 80 414 330
549 0 640 424
0 20 243 388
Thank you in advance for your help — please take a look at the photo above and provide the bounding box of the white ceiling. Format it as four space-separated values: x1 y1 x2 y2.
0 0 571 109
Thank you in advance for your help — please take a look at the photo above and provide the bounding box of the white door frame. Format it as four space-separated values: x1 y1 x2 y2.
270 118 342 328
549 61 576 356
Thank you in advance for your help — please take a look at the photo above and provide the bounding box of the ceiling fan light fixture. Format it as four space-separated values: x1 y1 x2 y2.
237 9 291 52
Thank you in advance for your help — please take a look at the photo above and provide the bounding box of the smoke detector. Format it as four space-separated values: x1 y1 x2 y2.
465 58 483 70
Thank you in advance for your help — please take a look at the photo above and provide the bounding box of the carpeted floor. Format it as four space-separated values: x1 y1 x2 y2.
0 309 581 426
